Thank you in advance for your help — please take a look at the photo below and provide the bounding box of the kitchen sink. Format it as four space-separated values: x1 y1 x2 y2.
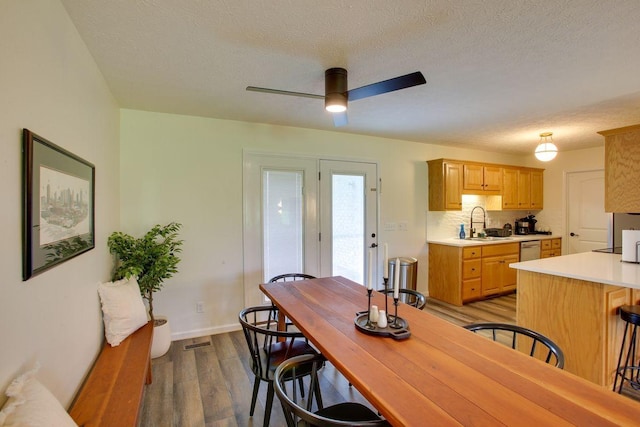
465 236 514 241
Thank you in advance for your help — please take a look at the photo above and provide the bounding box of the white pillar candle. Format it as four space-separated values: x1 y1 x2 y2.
393 257 400 299
383 243 389 278
367 249 373 290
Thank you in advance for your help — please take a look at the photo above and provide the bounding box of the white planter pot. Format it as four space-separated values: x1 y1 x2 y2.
151 316 172 359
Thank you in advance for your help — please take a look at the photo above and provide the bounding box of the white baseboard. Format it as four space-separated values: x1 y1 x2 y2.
170 323 242 341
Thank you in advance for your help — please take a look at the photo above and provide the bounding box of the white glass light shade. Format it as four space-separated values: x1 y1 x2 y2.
534 132 558 161
325 103 347 113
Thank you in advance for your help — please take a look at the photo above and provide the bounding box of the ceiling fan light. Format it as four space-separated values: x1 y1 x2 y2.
325 68 348 113
534 132 558 161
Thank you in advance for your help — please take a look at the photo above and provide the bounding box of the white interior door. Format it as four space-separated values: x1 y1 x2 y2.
566 170 608 254
242 152 318 307
319 160 379 287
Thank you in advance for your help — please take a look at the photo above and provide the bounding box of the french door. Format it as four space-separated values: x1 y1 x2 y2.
319 160 379 286
242 153 378 307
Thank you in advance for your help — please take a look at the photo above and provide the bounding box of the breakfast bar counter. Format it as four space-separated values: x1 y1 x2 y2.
511 252 640 387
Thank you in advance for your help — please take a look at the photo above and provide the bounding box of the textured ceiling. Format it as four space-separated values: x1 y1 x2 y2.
60 0 640 154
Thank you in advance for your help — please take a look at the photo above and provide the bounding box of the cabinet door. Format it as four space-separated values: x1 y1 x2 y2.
502 168 519 209
483 166 503 192
463 164 484 191
530 170 544 209
501 254 519 292
481 256 502 295
444 162 463 210
518 169 531 209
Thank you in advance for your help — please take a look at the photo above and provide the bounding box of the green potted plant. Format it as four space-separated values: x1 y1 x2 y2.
107 222 183 358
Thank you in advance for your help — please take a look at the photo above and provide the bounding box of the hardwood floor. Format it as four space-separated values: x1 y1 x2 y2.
140 294 516 427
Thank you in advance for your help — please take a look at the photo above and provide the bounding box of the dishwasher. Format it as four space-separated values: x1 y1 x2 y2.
520 240 541 261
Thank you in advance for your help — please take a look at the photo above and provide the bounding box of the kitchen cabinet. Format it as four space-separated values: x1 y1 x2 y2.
502 167 543 210
480 243 519 296
598 124 640 212
428 159 544 211
540 238 561 258
428 242 518 306
501 168 519 209
427 159 463 211
463 164 502 193
530 170 544 209
518 271 640 387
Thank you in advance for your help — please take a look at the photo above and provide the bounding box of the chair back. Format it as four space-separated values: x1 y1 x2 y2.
275 354 389 427
381 289 426 310
464 322 565 368
269 273 317 282
239 305 316 381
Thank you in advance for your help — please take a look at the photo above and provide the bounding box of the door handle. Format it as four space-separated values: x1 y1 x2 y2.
369 243 378 248
570 232 579 237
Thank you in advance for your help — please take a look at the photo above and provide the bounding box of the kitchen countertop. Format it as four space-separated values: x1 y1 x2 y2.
511 251 640 290
427 234 562 247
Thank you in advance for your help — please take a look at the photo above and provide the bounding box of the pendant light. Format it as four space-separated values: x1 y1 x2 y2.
535 132 558 161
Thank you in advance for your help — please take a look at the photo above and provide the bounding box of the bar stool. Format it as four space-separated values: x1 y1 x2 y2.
613 305 640 393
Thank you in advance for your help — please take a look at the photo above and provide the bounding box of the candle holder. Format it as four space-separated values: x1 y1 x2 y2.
389 297 402 329
363 288 375 329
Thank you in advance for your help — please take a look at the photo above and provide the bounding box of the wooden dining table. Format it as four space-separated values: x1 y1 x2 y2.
260 276 640 426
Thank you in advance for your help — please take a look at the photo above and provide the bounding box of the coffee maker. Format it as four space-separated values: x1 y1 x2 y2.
515 215 537 235
515 217 530 235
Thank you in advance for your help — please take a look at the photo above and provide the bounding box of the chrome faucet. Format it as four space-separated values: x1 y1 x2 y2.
470 206 486 238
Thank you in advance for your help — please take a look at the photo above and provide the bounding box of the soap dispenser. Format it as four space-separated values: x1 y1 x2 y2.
459 224 466 240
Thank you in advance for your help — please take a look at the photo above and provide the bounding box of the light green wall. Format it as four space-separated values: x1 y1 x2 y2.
0 0 120 407
120 109 542 338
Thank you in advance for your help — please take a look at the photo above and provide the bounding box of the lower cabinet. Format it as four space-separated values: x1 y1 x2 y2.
480 243 519 296
428 242 519 306
541 238 562 258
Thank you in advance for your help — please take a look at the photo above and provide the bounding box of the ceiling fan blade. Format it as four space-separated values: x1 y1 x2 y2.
246 86 324 100
347 71 426 102
332 111 348 127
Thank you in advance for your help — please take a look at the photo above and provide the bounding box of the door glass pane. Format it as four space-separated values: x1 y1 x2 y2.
332 174 364 283
263 170 304 282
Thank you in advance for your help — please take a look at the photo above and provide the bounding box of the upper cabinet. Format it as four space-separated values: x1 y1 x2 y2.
428 159 544 211
598 124 640 213
463 164 502 193
427 159 463 211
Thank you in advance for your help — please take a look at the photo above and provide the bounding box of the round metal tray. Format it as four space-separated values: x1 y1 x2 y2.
354 312 411 340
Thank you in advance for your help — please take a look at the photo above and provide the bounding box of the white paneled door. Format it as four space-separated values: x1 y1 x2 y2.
566 169 608 254
243 153 379 307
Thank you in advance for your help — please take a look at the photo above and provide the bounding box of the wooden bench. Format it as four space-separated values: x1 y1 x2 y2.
69 321 154 426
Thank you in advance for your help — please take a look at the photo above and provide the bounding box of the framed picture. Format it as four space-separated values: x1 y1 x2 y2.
22 129 95 280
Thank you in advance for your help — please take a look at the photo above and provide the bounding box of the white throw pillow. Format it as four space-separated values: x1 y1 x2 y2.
0 364 77 427
97 277 149 346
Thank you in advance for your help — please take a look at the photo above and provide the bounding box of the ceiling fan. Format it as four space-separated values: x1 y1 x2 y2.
246 68 426 127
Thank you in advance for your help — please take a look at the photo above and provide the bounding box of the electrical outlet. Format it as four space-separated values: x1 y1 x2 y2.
196 301 204 313
384 222 397 231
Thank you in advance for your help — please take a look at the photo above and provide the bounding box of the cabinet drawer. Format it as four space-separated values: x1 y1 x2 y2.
462 278 482 300
481 242 520 257
462 259 481 279
541 240 552 250
463 246 481 259
552 238 561 249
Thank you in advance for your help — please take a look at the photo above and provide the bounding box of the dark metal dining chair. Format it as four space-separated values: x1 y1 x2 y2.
275 354 391 427
464 322 565 369
381 288 427 310
268 273 317 329
239 305 321 427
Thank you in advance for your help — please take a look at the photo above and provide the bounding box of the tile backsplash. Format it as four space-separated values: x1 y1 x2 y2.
426 195 561 240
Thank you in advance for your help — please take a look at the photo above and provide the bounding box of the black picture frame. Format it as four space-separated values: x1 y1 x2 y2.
22 129 95 280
